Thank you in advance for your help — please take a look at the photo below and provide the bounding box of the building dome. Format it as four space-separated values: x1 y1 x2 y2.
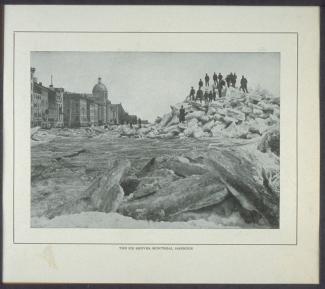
92 77 109 105
92 77 108 95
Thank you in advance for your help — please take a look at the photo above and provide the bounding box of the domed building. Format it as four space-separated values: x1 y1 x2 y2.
91 77 111 125
92 77 110 105
31 69 139 128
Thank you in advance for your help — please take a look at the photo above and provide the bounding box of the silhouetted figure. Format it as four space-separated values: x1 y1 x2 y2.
218 73 223 82
198 79 203 89
189 86 195 101
205 73 210 87
138 118 142 128
213 89 217 101
232 73 237 87
225 74 231 88
213 72 218 85
208 91 213 102
204 90 209 103
217 79 225 98
196 89 203 103
240 75 248 93
179 105 185 123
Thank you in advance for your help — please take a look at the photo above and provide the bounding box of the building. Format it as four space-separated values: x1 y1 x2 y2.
92 77 109 125
31 82 49 127
63 93 89 127
30 68 39 127
31 82 43 127
87 98 96 126
94 103 99 125
106 103 129 124
92 77 109 105
127 114 138 124
48 83 64 128
31 69 139 128
31 68 64 128
106 104 119 124
90 77 131 125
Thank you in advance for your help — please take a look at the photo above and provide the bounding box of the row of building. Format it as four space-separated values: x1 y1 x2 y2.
30 68 140 128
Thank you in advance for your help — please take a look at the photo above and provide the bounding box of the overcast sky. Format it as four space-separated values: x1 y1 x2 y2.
31 52 280 122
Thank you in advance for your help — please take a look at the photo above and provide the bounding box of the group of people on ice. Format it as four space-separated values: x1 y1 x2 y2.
188 72 249 103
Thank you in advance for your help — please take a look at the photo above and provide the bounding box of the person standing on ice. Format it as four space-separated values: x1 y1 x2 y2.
204 90 209 104
243 76 248 92
205 73 210 87
213 72 218 85
196 89 203 103
189 86 195 101
208 91 213 102
240 76 245 92
179 105 185 123
218 73 223 82
232 73 237 87
225 73 231 88
240 75 248 93
198 79 203 89
212 88 217 101
217 79 225 98
138 118 142 128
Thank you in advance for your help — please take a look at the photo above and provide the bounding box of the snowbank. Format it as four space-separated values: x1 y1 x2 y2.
120 86 280 141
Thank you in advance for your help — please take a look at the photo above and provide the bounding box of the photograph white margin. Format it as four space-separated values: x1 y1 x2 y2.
3 5 320 284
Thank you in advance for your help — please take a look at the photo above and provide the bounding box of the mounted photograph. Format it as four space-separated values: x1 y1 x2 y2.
4 5 320 285
30 51 280 229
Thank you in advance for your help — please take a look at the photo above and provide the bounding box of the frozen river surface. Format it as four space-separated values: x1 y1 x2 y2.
31 128 265 228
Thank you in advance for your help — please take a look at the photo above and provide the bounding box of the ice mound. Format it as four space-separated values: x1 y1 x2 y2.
120 86 280 141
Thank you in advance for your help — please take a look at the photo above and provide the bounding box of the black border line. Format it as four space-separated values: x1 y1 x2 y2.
12 31 298 246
